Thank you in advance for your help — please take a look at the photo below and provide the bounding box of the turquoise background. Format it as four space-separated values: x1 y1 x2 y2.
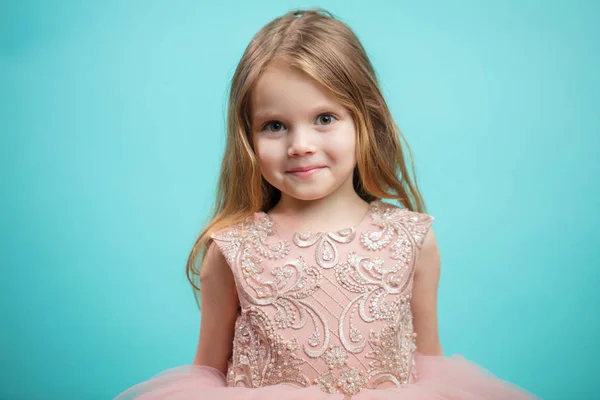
2 1 598 399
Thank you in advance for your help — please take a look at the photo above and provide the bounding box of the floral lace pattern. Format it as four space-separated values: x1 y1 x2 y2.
210 200 434 397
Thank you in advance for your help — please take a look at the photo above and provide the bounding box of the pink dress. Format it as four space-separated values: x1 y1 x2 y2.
115 200 539 399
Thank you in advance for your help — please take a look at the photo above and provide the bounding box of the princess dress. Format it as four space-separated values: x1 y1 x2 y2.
115 200 539 399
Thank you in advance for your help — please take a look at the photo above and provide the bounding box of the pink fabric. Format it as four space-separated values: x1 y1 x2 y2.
115 201 538 399
115 352 537 399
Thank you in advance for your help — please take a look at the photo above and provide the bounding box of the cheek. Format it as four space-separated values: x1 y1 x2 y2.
254 139 281 168
328 128 357 164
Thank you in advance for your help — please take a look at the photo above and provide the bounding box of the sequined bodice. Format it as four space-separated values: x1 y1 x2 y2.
209 200 434 397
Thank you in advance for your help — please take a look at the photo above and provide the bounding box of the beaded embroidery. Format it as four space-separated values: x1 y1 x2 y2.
210 200 434 397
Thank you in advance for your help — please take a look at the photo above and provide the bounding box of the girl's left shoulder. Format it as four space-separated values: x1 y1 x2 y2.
376 201 435 249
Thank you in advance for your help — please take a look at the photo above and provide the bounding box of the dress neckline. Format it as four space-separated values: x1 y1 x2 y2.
257 199 381 237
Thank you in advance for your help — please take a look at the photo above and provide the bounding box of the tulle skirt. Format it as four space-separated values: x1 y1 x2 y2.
114 352 539 399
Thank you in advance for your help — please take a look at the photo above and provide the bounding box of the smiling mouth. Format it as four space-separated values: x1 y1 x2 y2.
286 166 325 177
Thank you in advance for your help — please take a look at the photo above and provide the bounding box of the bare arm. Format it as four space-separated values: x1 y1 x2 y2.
192 241 239 374
411 227 444 356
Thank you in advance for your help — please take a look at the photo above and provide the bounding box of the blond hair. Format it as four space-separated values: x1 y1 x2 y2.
187 8 427 306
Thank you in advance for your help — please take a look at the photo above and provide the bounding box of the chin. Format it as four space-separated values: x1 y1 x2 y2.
280 187 335 201
292 194 328 201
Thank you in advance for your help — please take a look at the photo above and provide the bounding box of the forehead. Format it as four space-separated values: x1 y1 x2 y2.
250 60 342 120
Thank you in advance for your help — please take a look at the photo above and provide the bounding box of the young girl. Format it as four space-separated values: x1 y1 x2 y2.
115 8 538 400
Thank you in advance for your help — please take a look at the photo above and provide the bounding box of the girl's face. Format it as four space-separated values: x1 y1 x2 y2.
250 60 357 203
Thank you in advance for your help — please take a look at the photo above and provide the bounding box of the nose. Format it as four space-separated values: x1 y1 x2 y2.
287 128 316 157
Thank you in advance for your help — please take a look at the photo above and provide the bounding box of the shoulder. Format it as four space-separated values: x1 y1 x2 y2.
209 212 266 242
207 212 271 264
376 201 435 249
394 205 435 226
373 200 434 221
413 225 440 279
199 240 230 280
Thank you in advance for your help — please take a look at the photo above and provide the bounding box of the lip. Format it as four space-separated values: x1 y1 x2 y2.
286 165 326 177
287 165 325 173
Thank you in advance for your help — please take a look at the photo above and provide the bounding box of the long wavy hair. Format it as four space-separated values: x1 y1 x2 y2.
187 8 427 307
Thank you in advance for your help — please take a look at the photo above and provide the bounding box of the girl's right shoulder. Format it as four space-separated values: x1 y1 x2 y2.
209 212 268 242
206 212 263 266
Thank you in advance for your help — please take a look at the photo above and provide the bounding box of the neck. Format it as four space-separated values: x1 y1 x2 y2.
269 183 372 234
